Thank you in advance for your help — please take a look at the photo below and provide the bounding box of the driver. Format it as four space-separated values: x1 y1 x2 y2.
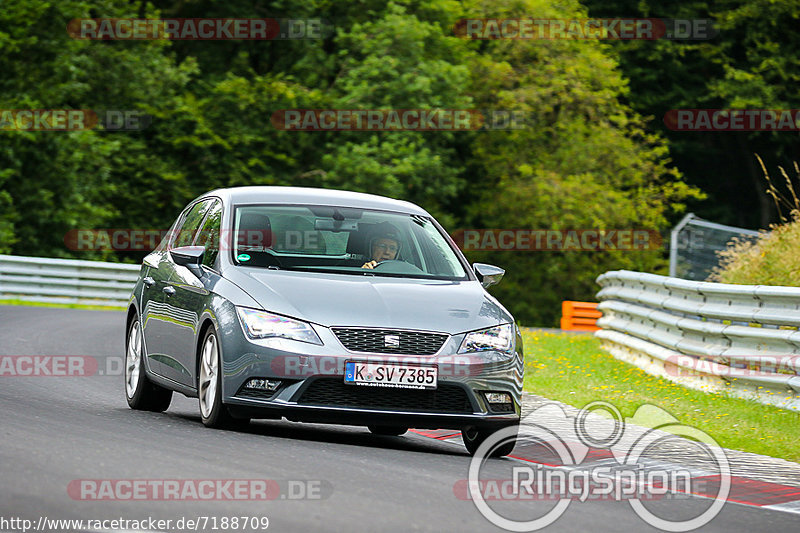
361 225 402 269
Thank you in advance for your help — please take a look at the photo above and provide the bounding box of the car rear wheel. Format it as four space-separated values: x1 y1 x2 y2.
125 317 172 412
198 327 249 429
368 425 408 436
462 424 518 457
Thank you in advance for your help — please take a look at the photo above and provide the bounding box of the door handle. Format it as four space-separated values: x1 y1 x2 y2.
143 277 155 288
162 286 176 296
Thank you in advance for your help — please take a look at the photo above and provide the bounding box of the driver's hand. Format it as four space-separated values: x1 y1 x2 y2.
362 261 378 269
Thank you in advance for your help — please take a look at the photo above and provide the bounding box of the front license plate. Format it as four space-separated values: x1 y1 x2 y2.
344 361 437 390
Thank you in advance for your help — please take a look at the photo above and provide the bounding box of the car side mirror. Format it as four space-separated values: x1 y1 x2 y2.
473 263 505 289
170 246 205 278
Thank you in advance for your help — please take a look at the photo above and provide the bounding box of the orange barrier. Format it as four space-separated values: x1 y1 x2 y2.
560 301 601 331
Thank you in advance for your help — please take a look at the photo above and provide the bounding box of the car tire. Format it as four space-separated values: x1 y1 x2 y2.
368 425 408 436
125 317 172 412
462 424 518 457
198 327 250 429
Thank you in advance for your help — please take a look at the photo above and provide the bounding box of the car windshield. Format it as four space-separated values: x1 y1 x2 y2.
231 205 469 280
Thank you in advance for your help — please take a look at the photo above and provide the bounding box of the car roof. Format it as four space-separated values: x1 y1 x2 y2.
199 186 430 216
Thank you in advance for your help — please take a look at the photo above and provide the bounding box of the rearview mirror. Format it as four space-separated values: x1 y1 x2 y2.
314 218 359 232
473 263 505 289
170 246 205 277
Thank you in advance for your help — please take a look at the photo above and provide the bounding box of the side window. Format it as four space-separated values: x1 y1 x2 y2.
154 215 180 253
172 200 212 248
195 200 222 268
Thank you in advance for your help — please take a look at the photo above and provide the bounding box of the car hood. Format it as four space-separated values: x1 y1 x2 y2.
225 268 513 334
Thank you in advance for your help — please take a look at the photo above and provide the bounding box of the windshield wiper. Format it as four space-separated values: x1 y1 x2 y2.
411 214 428 227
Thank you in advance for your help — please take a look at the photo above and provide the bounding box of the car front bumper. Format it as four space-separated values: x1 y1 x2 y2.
217 310 524 430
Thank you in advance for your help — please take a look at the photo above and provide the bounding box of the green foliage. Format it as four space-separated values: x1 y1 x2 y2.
710 160 800 286
0 0 708 324
462 0 702 325
0 0 196 259
583 0 800 228
709 215 800 286
316 2 473 223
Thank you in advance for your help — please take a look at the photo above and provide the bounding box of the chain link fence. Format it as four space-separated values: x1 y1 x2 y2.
669 213 761 281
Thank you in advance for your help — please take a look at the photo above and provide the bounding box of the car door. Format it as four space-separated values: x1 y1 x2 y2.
140 213 187 378
139 257 166 376
145 199 213 385
159 199 221 388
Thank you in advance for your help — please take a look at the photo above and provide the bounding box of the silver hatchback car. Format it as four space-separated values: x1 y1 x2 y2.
125 187 523 456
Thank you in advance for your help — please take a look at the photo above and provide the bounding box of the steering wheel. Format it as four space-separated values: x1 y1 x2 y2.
370 260 424 274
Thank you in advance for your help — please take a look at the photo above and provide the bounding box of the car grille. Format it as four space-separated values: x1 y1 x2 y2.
487 402 515 414
296 378 474 414
332 328 448 355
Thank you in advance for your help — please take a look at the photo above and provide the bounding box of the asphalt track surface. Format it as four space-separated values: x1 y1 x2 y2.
0 305 797 532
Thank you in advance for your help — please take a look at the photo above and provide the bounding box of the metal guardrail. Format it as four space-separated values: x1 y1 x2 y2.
596 270 800 411
0 254 139 307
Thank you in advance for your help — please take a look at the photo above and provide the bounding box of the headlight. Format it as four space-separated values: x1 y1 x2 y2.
458 323 513 353
237 307 323 345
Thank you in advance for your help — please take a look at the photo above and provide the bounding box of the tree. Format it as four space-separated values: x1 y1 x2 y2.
583 0 800 229
460 0 702 324
0 0 196 259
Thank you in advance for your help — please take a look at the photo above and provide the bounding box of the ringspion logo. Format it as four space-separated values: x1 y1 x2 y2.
467 402 730 531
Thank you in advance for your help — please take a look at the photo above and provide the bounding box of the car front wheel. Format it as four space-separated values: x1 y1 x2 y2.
462 424 518 457
198 327 249 429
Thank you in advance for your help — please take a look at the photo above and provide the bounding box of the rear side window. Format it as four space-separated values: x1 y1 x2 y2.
195 200 223 268
172 200 213 248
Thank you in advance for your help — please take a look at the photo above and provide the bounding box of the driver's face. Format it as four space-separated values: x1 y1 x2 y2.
371 238 399 262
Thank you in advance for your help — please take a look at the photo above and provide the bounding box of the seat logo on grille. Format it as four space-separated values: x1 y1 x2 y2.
384 334 400 348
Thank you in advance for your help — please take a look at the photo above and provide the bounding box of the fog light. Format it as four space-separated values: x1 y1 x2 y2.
484 392 512 404
245 378 281 391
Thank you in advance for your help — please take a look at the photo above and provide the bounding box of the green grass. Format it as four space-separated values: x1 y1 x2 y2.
0 298 125 312
522 329 800 462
